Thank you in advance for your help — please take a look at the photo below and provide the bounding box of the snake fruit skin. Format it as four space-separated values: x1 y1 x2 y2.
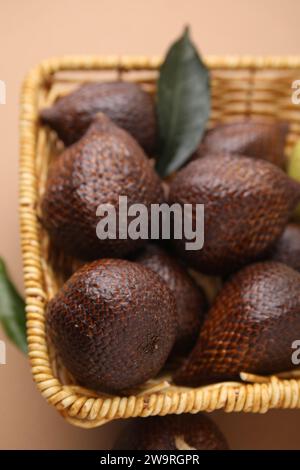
194 120 288 167
40 81 157 154
46 259 176 393
174 261 300 386
169 154 300 275
136 244 207 354
41 114 164 261
270 223 300 272
114 414 228 450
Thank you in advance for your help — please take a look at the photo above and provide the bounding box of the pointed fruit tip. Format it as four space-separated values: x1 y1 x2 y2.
39 107 56 124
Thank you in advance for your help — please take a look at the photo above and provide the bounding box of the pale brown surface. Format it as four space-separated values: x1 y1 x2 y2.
0 0 300 450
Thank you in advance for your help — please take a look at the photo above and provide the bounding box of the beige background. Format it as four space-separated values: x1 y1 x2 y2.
1 0 300 449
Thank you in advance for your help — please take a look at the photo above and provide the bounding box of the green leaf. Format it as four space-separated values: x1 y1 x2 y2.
156 26 210 177
0 258 27 354
288 140 300 221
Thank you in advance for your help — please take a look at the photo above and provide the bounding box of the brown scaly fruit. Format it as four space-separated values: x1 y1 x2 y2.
194 119 288 167
169 154 300 275
270 223 300 272
136 244 207 354
41 113 164 261
114 414 229 450
40 81 157 154
175 261 300 387
46 259 176 393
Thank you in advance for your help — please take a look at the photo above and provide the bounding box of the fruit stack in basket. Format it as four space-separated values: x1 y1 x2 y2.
38 32 300 450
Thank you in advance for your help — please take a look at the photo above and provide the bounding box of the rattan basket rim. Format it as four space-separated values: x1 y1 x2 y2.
19 54 300 429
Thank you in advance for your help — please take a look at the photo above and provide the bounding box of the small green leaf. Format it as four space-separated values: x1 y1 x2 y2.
288 140 300 222
156 26 210 177
0 258 27 354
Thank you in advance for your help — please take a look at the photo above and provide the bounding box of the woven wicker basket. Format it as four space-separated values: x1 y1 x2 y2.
19 55 300 429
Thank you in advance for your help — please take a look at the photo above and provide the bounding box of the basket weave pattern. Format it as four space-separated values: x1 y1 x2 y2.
20 56 300 428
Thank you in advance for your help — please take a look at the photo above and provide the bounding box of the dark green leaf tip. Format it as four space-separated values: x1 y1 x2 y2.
183 25 190 39
0 257 27 354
